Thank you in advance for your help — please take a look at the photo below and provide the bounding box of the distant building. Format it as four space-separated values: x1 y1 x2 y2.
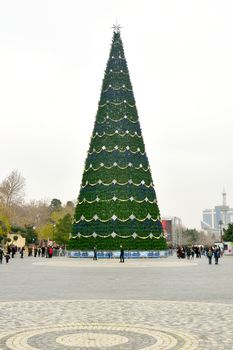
7 233 25 248
201 190 233 238
161 216 183 247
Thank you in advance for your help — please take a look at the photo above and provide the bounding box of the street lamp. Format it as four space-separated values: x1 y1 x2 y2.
32 226 37 245
218 220 223 243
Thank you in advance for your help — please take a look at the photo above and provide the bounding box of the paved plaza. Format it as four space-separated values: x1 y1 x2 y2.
0 255 233 349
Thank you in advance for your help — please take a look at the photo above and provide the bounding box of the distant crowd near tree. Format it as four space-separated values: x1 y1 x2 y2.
176 245 222 260
0 170 74 247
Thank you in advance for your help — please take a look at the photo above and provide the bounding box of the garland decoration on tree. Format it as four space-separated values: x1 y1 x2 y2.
70 232 164 239
70 26 167 250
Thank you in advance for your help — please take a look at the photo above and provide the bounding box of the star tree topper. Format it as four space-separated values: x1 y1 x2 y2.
111 20 122 33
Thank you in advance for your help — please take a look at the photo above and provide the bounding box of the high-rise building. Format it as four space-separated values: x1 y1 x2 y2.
201 190 233 237
161 216 183 247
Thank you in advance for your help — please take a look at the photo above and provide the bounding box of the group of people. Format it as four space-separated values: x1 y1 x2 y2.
0 245 25 263
27 246 54 258
206 246 222 265
176 245 222 264
177 245 204 259
0 244 66 264
1 243 223 265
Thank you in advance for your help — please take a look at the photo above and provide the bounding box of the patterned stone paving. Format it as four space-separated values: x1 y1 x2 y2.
0 299 232 349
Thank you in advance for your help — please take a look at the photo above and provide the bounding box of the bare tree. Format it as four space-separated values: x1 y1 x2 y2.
0 170 25 206
18 199 51 227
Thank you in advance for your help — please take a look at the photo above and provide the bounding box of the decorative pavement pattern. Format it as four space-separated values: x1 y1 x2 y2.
0 299 232 349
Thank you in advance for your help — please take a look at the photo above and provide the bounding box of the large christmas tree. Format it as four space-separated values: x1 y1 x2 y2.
69 26 166 250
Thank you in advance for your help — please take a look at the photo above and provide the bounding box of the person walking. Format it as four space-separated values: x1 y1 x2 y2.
46 246 49 258
38 247 41 257
186 247 191 260
5 252 10 263
213 247 220 265
20 247 24 259
34 247 38 258
191 248 195 259
11 246 16 259
48 246 53 258
59 247 63 257
0 247 3 264
93 246 97 260
120 245 124 263
28 246 33 257
41 246 45 257
207 248 213 264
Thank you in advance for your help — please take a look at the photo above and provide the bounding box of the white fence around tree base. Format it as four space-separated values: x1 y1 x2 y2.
67 250 169 259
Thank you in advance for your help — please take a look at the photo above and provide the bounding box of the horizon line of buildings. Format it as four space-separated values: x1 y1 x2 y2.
201 189 233 239
161 189 233 246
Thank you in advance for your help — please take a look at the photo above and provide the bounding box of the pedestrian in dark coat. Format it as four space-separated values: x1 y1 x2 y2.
191 248 195 259
34 247 38 257
20 247 24 258
93 246 97 260
11 246 16 258
207 249 213 264
213 247 220 265
28 246 33 256
5 253 10 263
0 247 3 264
46 246 50 258
41 246 45 257
120 245 124 263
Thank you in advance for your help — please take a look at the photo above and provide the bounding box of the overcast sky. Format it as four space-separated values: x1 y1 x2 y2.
0 0 233 229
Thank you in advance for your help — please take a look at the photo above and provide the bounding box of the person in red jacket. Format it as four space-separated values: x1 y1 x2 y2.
48 246 53 258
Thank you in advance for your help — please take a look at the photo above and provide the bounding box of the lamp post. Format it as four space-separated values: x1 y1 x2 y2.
32 226 36 245
218 220 223 243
